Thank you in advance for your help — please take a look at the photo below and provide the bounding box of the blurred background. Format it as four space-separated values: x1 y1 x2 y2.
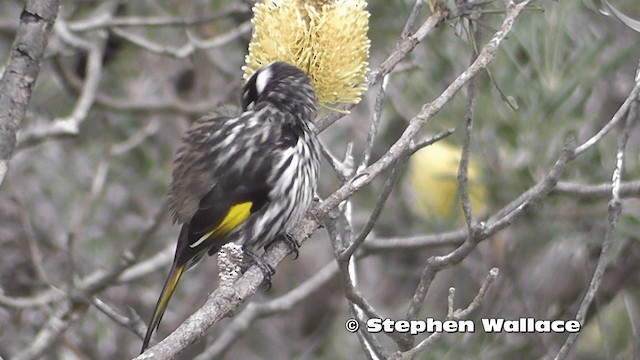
0 0 639 359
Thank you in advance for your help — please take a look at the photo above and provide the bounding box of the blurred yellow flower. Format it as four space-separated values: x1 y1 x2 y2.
243 0 370 106
408 141 488 221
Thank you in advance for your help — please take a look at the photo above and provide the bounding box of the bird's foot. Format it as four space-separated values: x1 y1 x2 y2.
263 233 299 259
242 247 275 290
280 233 299 259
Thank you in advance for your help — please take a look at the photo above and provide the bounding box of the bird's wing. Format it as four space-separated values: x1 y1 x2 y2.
167 109 297 265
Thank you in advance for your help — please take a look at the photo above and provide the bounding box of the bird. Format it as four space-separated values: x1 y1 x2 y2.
141 61 321 353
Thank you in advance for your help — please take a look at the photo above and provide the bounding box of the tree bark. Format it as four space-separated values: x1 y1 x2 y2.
0 0 60 185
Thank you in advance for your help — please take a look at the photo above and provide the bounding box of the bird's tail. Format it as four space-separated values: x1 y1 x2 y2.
141 262 186 353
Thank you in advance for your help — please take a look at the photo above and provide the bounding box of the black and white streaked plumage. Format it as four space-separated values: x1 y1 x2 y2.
141 62 320 352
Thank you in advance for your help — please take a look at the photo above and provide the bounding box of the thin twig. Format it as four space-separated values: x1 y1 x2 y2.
111 121 160 156
110 27 194 58
553 180 640 198
349 301 385 360
186 21 253 49
343 239 389 359
14 202 168 360
324 169 390 358
321 142 355 181
339 158 407 261
17 18 109 150
409 128 456 153
401 0 427 37
364 180 640 253
110 21 251 58
18 198 53 285
554 58 640 360
395 268 499 359
326 147 389 359
92 297 146 340
457 39 480 231
118 244 175 283
360 75 389 171
364 229 467 251
51 53 217 115
68 4 247 32
0 289 63 309
574 71 640 156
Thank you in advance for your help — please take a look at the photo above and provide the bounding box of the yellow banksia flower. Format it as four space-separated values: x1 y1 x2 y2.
408 142 488 221
300 0 332 12
243 0 370 107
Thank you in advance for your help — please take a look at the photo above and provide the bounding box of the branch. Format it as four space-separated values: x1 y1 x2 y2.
13 202 168 360
320 141 355 181
133 219 319 359
338 155 407 262
51 53 215 115
365 48 640 255
363 175 640 253
0 0 60 186
118 243 175 283
326 142 389 358
457 40 480 231
109 21 251 58
394 268 499 359
574 65 640 156
194 261 339 359
364 229 467 251
17 16 110 150
359 75 388 171
68 4 248 32
0 237 175 311
553 180 640 199
0 289 63 309
92 297 146 340
326 204 390 358
400 138 575 350
554 57 640 360
185 21 253 49
13 301 81 360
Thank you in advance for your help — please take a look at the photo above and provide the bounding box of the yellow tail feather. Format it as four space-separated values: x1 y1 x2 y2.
142 202 253 353
141 264 185 353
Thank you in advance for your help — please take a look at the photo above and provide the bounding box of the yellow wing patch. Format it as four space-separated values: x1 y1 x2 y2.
190 202 253 249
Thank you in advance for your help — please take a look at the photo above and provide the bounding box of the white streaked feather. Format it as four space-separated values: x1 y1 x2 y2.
255 67 272 94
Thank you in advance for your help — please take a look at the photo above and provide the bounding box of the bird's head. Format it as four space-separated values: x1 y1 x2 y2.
242 62 317 121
